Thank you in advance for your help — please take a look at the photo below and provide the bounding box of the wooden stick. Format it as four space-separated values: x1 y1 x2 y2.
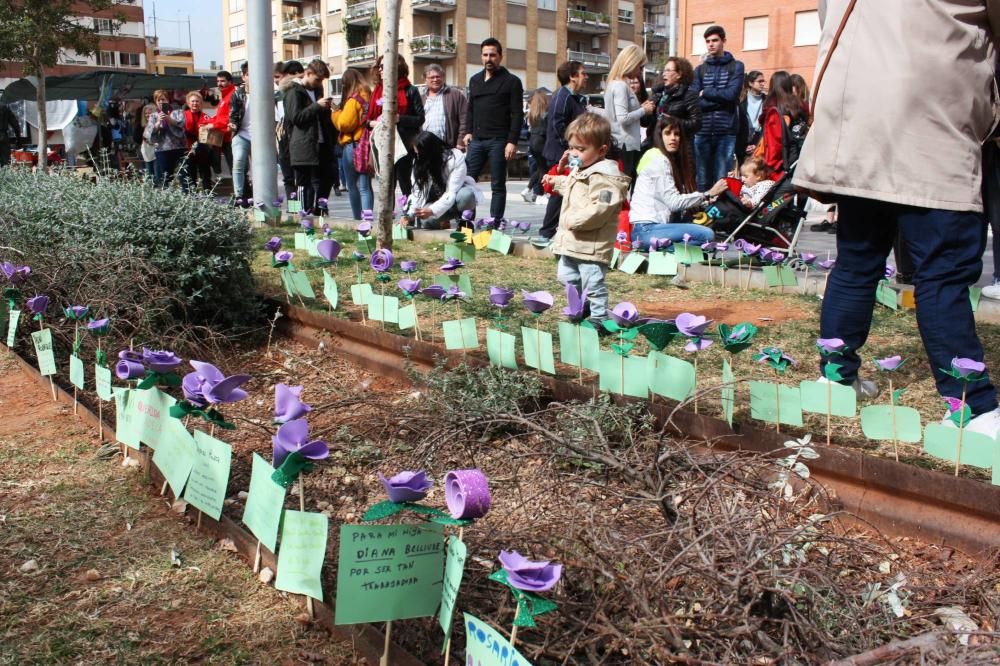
299 473 315 618
774 377 781 434
693 356 699 414
826 378 832 447
160 479 168 496
954 383 968 476
889 378 899 461
509 624 519 648
380 621 392 666
253 541 262 574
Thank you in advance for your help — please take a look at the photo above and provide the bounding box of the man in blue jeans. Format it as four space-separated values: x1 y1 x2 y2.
794 0 999 435
691 25 743 193
463 37 524 221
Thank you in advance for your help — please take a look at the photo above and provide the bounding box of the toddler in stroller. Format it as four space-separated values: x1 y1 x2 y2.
705 161 806 251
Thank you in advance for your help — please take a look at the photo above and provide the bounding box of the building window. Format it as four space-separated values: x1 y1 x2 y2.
743 16 768 51
538 0 555 9
119 52 141 67
229 24 246 47
329 77 343 97
618 9 633 24
94 17 114 34
229 0 243 12
446 21 454 39
97 51 115 66
794 10 821 46
690 22 713 56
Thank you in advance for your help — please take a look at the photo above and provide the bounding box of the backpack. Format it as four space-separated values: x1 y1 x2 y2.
781 114 809 168
351 94 373 175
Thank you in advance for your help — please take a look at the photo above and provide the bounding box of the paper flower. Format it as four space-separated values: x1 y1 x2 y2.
317 239 342 262
398 195 409 210
800 252 817 265
86 318 110 336
685 337 714 352
718 322 758 354
142 348 182 373
874 355 905 372
1 262 31 286
274 383 311 424
317 197 328 209
443 286 466 301
420 284 447 300
754 347 797 374
398 278 422 296
356 221 372 237
498 550 562 592
522 290 554 314
445 469 491 519
738 241 761 256
322 223 332 237
512 220 532 233
264 237 282 253
115 351 145 379
477 217 495 230
943 357 987 382
675 312 713 338
817 258 836 270
289 192 297 200
816 338 847 355
682 233 694 245
649 237 672 251
769 252 785 264
461 209 475 222
616 231 628 243
701 241 717 253
489 286 515 308
440 258 464 272
301 217 314 231
715 242 729 252
274 250 293 266
182 361 251 407
26 295 48 315
64 305 89 320
272 418 329 468
610 302 639 328
370 249 394 273
119 349 142 363
400 261 417 273
562 284 588 323
884 265 896 279
378 470 432 503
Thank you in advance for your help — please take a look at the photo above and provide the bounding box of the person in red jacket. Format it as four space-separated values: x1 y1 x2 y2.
181 91 213 191
365 55 425 197
755 70 806 180
200 70 238 176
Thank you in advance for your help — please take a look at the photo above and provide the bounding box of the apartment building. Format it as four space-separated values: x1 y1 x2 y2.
678 0 820 81
146 38 196 75
223 0 671 95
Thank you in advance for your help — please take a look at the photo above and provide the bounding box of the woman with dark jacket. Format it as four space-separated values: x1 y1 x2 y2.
365 55 425 197
654 57 702 143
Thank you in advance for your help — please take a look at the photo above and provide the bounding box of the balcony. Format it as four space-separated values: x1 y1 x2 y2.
409 34 456 60
345 0 376 25
643 0 668 5
644 22 668 42
347 44 377 65
411 0 456 13
567 49 610 73
567 8 610 35
283 14 322 39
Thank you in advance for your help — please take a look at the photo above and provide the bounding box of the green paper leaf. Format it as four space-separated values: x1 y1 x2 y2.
718 322 758 354
823 363 845 382
800 380 857 417
487 328 518 369
599 351 648 398
892 388 906 405
323 270 339 309
620 327 640 340
618 251 646 274
875 280 898 310
611 342 635 357
521 326 555 374
721 357 735 426
487 569 558 627
647 250 678 276
242 453 287 552
749 380 804 426
443 318 479 350
639 321 679 351
361 500 406 522
276 510 328 602
270 451 315 488
647 352 696 402
602 319 620 334
860 405 922 443
183 430 233 521
558 322 600 371
948 404 973 428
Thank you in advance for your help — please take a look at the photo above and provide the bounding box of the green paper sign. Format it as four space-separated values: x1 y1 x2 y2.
610 247 621 269
487 231 513 254
439 536 467 644
674 244 705 265
994 446 1000 486
152 418 196 498
749 380 803 427
288 200 302 213
875 280 898 310
306 236 322 258
133 388 177 450
334 523 445 625
253 208 267 222
443 317 479 350
289 270 315 299
762 265 799 287
558 322 600 371
463 613 532 666
368 294 400 323
275 510 329 601
31 328 56 376
799 380 857 418
435 273 474 298
69 353 85 390
860 405 922 443
598 351 649 398
444 242 476 263
721 357 735 426
323 270 339 309
243 453 287 553
5 309 19 347
95 364 113 401
647 352 696 402
618 252 646 274
392 224 409 241
922 423 997 468
350 282 374 306
294 232 307 250
970 286 982 313
113 388 142 450
521 326 555 374
487 328 518 369
397 303 417 330
648 251 678 276
183 430 233 521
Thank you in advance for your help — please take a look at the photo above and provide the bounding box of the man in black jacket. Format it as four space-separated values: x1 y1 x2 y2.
0 102 22 167
282 59 335 214
463 38 524 220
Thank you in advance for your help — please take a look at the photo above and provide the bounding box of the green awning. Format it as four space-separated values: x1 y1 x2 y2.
1 71 225 103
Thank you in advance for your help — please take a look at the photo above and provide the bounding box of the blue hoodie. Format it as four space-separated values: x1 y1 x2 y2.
691 52 745 136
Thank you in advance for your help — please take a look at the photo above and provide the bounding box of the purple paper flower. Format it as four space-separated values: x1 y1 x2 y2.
370 248 394 273
272 418 329 468
498 550 562 592
682 233 694 245
649 237 673 251
398 278 422 296
610 302 639 328
400 260 417 273
943 396 967 416
26 295 48 315
675 312 713 338
378 470 432 503
685 338 714 352
420 284 447 300
275 250 293 264
513 220 532 233
289 192 297 200
476 217 495 230
562 284 588 323
317 239 342 262
461 209 475 221
301 217 314 231
884 265 896 279
950 357 986 379
64 305 89 320
356 221 372 237
816 338 847 355
142 348 182 373
182 361 251 407
264 237 282 253
1 262 31 286
715 242 729 252
874 355 904 371
317 197 328 209
770 252 785 264
616 231 628 243
361 209 374 221
397 195 409 210
800 252 817 265
489 286 515 308
119 349 143 363
322 223 332 237
443 286 466 301
115 359 145 380
445 468 491 519
755 347 798 373
440 258 464 272
818 258 836 270
522 290 554 314
274 383 311 424
739 241 761 256
271 197 284 207
87 318 110 336
701 241 717 253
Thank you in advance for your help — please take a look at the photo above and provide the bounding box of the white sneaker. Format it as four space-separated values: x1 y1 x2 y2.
535 195 550 206
982 279 1000 300
940 407 1000 438
520 188 536 203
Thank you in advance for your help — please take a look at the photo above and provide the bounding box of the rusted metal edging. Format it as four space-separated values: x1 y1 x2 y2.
273 300 1000 557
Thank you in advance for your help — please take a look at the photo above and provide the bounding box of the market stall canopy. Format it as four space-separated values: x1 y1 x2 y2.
1 71 225 104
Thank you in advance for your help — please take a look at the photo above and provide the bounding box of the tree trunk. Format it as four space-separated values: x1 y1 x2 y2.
35 63 47 170
373 0 402 250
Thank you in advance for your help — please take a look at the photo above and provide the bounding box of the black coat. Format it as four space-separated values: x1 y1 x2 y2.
653 83 702 139
0 103 20 144
282 81 334 166
542 86 587 165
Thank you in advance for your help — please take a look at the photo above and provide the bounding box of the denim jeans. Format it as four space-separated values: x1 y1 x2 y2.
340 142 373 220
630 221 714 248
821 196 997 414
154 148 185 188
231 134 251 199
464 137 508 219
694 133 736 192
433 185 479 224
556 255 609 320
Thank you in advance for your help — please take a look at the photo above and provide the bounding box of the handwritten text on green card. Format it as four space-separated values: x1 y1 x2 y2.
275 510 328 601
133 388 177 450
95 364 113 401
114 388 141 450
31 328 56 376
183 431 233 521
438 536 467 643
242 453 287 553
463 613 532 666
6 309 20 347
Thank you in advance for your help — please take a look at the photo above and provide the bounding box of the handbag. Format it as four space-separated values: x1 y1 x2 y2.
198 124 224 147
351 93 373 174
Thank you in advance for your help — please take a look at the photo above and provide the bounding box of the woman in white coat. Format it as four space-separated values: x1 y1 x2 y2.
399 131 484 230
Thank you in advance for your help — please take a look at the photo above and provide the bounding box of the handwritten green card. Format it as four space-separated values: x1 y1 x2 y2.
133 388 177 450
558 322 600 372
275 510 328 601
922 423 997 468
647 352 696 402
610 247 621 270
350 282 374 306
334 523 445 625
288 200 302 213
183 430 233 521
152 418 196 498
648 251 678 276
486 329 518 369
95 364 113 401
799 380 856 418
749 380 803 427
114 388 142 450
721 357 735 426
69 354 85 390
31 328 56 376
323 270 339 309
443 318 479 350
242 453 287 553
253 208 267 222
599 351 648 398
438 536 467 644
368 294 400 323
860 405 922 443
487 231 513 255
521 326 555 374
464 613 531 666
875 280 898 310
762 265 799 287
5 309 19 347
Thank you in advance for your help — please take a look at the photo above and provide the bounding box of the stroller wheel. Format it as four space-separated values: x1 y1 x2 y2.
785 257 804 271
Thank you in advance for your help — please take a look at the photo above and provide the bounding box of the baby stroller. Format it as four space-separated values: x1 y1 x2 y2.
705 163 806 252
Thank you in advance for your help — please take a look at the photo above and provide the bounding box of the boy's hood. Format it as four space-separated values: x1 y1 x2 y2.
579 158 631 186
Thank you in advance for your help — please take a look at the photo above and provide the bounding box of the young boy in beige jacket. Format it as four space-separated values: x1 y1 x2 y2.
544 113 631 325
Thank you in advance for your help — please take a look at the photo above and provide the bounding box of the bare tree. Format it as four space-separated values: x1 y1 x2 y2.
372 0 401 250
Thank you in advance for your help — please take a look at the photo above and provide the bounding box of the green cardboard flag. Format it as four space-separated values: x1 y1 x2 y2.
5 309 19 347
647 352 696 402
306 236 322 258
243 453 288 553
368 294 400 323
392 224 409 241
521 326 556 374
558 322 600 371
993 445 1000 486
350 282 374 306
444 242 476 263
323 270 339 309
648 251 678 276
438 536 467 644
152 418 196 498
253 208 267 222
674 245 705 265
610 247 621 269
69 353 85 390
31 329 56 376
183 430 233 521
434 273 474 298
443 318 479 350
970 286 982 313
860 405 922 443
334 523 445 625
922 423 997 468
487 231 513 255
875 280 898 310
114 388 142 450
749 380 804 427
762 265 799 287
799 380 857 418
599 351 649 398
721 357 735 426
294 232 307 250
486 328 518 369
280 267 296 298
132 388 177 450
618 252 646 274
463 613 532 666
288 200 302 213
289 270 316 299
397 303 417 330
95 364 113 401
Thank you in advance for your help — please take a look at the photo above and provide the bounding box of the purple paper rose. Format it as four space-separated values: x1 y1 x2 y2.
816 338 847 355
874 355 904 371
440 258 464 272
356 221 372 237
26 295 48 315
675 312 713 337
370 248 394 273
142 348 183 373
378 470 432 503
800 252 817 265
489 286 515 308
275 250 294 264
950 357 986 379
610 302 639 328
272 418 329 468
182 361 251 407
87 318 110 336
498 550 562 592
1 262 31 286
64 305 90 320
398 278 422 296
400 260 418 273
264 237 282 253
115 359 145 380
562 284 588 323
420 284 447 300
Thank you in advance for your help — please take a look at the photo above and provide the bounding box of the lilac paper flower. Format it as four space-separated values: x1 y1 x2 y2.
489 286 515 308
378 470 432 503
701 241 717 253
715 242 729 252
26 295 48 315
950 357 986 379
1 262 31 285
356 221 372 237
682 233 694 245
116 359 145 380
649 237 672 251
522 290 554 314
800 252 817 265
754 347 798 373
289 192 297 200
272 418 329 468
400 260 418 273
397 195 409 210
183 361 251 407
322 223 332 237
884 265 896 279
445 468 491 519
398 278 422 296
119 349 143 363
361 209 374 222
87 318 110 336
610 302 639 328
142 348 182 373
274 383 311 424
64 305 89 320
739 241 761 256
874 355 904 371
301 217 314 231
440 258 464 272
616 231 628 244
264 237 282 253
370 249 393 273
513 220 532 233
675 312 713 338
461 209 475 222
818 258 836 270
443 286 466 301
420 284 447 300
317 197 328 209
498 550 562 592
685 338 714 352
562 284 588 323
317 239 342 262
816 338 847 355
275 250 293 264
770 252 785 264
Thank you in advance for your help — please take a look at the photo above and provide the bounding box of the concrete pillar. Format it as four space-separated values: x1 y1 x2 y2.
248 0 277 207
